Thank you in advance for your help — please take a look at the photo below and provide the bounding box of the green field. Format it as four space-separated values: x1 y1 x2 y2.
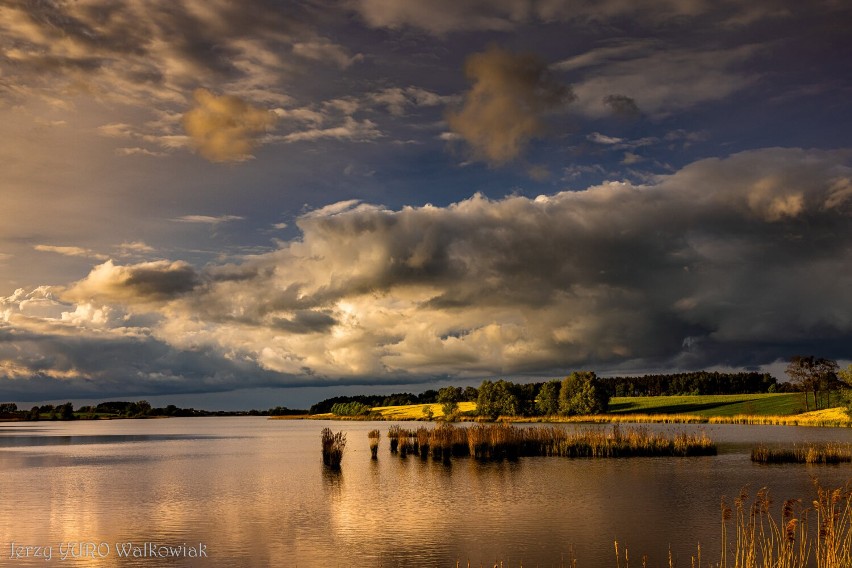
607 393 805 417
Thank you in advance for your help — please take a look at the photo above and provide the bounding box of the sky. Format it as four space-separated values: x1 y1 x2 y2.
0 0 850 410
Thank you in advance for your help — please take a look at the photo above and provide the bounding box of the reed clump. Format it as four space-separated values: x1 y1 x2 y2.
367 429 380 459
320 427 346 468
416 426 430 459
388 424 715 461
751 443 852 464
525 424 716 458
387 425 401 453
428 424 467 462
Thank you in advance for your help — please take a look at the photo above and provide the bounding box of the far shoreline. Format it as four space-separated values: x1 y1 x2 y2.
270 406 852 428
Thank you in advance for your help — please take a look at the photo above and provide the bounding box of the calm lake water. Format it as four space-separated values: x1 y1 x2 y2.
1 418 851 567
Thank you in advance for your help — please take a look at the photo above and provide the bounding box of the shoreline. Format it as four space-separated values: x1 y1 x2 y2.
270 406 852 427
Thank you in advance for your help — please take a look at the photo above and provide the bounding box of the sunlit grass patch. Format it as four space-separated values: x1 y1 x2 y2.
609 393 803 417
371 401 476 420
709 407 852 427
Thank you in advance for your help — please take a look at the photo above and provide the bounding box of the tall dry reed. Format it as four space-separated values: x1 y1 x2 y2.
388 425 401 453
715 482 852 568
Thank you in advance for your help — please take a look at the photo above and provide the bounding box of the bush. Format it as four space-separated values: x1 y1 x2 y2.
330 401 371 416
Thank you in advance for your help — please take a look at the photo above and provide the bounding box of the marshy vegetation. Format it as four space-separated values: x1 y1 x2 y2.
751 443 852 464
320 427 346 468
380 423 715 462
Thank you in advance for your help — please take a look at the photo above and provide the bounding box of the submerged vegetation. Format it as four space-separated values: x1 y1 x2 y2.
751 443 852 464
320 428 346 468
382 424 715 461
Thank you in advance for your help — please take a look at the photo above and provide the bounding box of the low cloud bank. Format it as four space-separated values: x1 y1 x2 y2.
2 148 850 398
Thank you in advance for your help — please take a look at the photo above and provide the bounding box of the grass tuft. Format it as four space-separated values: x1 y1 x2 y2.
320 427 346 468
367 429 380 459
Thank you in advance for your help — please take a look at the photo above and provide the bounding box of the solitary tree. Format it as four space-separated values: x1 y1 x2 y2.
559 371 609 416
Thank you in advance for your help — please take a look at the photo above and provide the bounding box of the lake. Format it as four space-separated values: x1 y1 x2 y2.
1 418 850 566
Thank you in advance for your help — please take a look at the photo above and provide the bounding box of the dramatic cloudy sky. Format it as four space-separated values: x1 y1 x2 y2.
1 0 850 408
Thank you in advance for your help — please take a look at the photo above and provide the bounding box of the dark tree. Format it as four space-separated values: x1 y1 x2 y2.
535 380 561 415
477 380 521 420
463 386 479 402
786 356 840 411
59 402 75 420
437 386 463 404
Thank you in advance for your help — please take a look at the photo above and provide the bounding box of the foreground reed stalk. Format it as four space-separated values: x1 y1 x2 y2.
320 427 346 468
714 482 852 568
455 483 850 568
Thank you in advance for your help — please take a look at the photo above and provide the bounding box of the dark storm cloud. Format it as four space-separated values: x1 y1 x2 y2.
0 327 289 401
603 94 641 118
272 311 338 334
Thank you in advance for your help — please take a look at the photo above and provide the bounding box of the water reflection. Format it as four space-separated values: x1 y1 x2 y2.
0 419 850 567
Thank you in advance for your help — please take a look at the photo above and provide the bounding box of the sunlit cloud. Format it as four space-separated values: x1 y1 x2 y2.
34 245 109 261
278 117 382 143
182 89 278 162
1 148 848 399
447 45 574 165
173 215 245 224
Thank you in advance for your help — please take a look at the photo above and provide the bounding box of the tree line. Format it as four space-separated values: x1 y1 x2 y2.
598 371 781 397
316 362 852 418
312 370 787 418
0 401 309 420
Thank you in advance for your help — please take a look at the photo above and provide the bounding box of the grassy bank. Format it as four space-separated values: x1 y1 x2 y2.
275 394 851 426
363 394 851 426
